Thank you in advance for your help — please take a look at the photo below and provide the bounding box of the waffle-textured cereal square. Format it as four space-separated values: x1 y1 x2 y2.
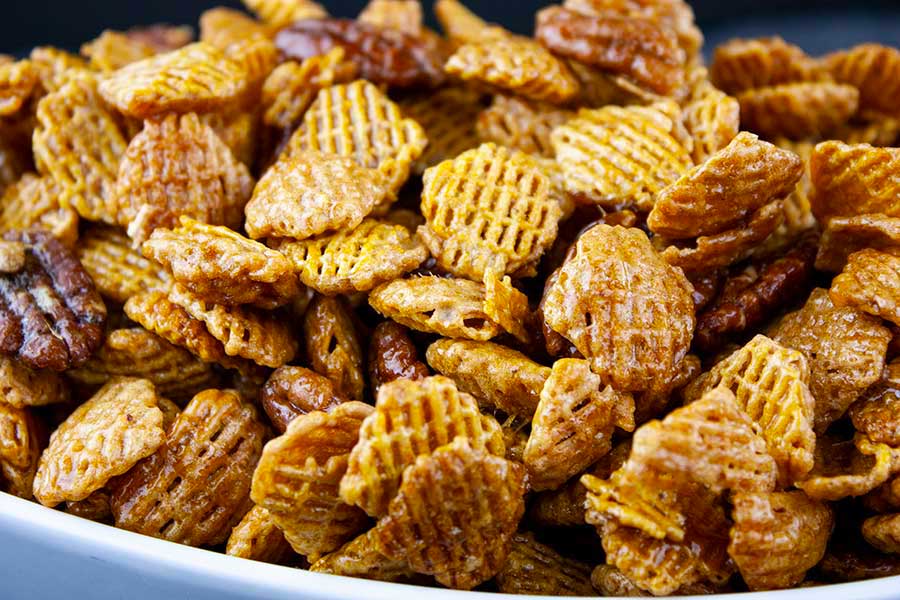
816 214 900 272
825 44 900 116
434 0 509 46
737 82 859 140
358 0 423 35
242 0 327 28
303 295 365 403
476 95 573 158
830 249 900 327
681 76 740 163
77 225 170 304
494 531 594 595
199 7 272 50
399 86 483 174
310 528 418 582
709 36 824 95
29 46 91 94
81 30 158 72
0 59 38 117
809 141 900 221
0 174 79 249
0 403 44 499
225 504 294 564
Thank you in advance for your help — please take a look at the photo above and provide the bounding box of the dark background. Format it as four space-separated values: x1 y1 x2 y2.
4 0 900 57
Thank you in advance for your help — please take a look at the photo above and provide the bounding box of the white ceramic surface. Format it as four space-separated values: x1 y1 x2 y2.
2 491 899 599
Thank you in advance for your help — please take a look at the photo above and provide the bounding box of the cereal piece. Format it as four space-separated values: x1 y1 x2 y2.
114 112 254 245
425 338 549 419
223 34 278 91
535 6 685 95
0 403 43 498
125 24 193 52
225 504 294 564
830 110 900 146
543 225 695 393
303 295 364 403
0 240 24 274
251 401 372 558
483 271 531 344
29 46 91 93
98 42 249 119
374 437 526 589
369 277 502 342
399 86 483 174
0 357 68 408
0 60 38 117
285 81 426 200
825 44 900 116
143 217 298 309
368 322 428 392
434 0 508 46
419 143 560 280
0 231 106 371
682 79 740 163
648 132 802 239
110 389 265 546
761 138 817 253
358 0 422 35
476 95 572 158
771 288 890 430
728 491 833 590
445 35 580 104
33 378 164 506
797 435 894 501
66 489 112 522
260 366 345 434
199 7 271 49
169 283 297 368
310 528 417 582
816 214 900 272
274 220 426 296
737 82 859 140
495 531 594 595
0 135 29 200
77 225 169 304
709 36 823 95
261 49 357 130
851 373 900 447
66 328 220 403
525 358 633 491
684 336 815 485
33 77 128 224
276 18 445 89
863 514 900 554
341 375 504 516
81 30 158 72
831 249 900 327
810 142 900 221
0 174 79 249
551 102 693 212
590 564 650 597
243 0 327 28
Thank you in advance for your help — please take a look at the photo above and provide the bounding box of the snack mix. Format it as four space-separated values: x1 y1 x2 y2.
3 0 900 596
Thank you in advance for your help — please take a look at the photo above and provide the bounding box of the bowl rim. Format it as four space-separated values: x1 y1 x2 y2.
2 491 899 599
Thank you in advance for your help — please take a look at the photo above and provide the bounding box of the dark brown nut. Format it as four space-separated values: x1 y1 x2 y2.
737 82 859 141
495 531 594 596
695 233 818 353
368 321 428 392
535 6 685 96
0 402 44 498
275 18 445 89
110 389 266 547
0 230 106 371
310 528 419 583
66 489 112 522
709 36 825 95
260 366 346 434
850 363 900 447
824 43 900 117
816 214 900 272
687 268 726 312
303 295 365 404
819 546 900 583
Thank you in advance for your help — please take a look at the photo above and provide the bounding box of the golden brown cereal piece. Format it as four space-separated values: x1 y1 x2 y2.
863 513 900 554
368 321 429 392
245 151 388 241
260 366 346 433
98 42 248 119
495 531 594 596
825 44 900 116
251 401 371 558
199 7 271 49
682 79 740 164
374 436 526 589
446 36 580 105
0 357 68 408
419 143 560 280
709 36 824 95
77 226 169 304
830 110 900 146
0 240 25 273
434 0 508 46
683 335 815 485
29 46 91 93
737 82 859 140
551 103 693 212
851 374 900 448
810 142 900 221
476 95 572 158
81 30 158 72
483 270 531 344
0 174 79 249
261 49 357 130
66 328 220 403
764 138 817 252
33 378 164 507
310 528 418 582
243 0 328 28
125 24 194 53
114 112 254 245
226 504 294 564
728 491 834 590
286 80 427 200
797 434 894 501
425 338 549 419
358 0 423 35
831 249 900 327
543 225 695 393
341 375 504 516
525 358 633 491
223 34 278 91
816 214 900 272
648 132 802 239
143 217 298 309
533 156 575 219
0 60 38 117
66 489 112 522
771 288 890 430
0 403 43 498
369 276 502 342
200 108 258 168
110 389 265 546
303 295 364 403
273 220 426 296
33 77 128 224
399 86 482 174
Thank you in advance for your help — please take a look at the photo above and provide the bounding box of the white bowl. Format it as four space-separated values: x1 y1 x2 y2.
2 491 898 599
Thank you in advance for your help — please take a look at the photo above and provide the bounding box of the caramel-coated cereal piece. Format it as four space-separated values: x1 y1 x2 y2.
369 276 502 342
434 0 508 46
98 42 249 119
483 270 531 344
368 321 428 391
543 225 695 393
303 295 364 403
476 95 572 158
709 36 824 95
81 30 158 72
0 241 28 274
33 377 164 507
358 0 423 35
223 34 278 91
199 7 271 49
200 107 258 168
851 373 900 448
260 366 346 434
399 86 483 174
77 225 169 304
495 531 594 596
0 174 79 249
682 78 740 163
374 437 526 589
810 141 900 221
0 357 68 408
737 82 859 140
341 375 504 517
29 46 91 94
310 528 418 582
250 401 372 558
797 434 894 501
225 504 294 564
126 24 194 53
728 491 834 590
863 513 900 554
0 60 38 117
816 214 900 272
831 249 900 327
243 0 327 28
825 43 900 116
0 403 43 498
